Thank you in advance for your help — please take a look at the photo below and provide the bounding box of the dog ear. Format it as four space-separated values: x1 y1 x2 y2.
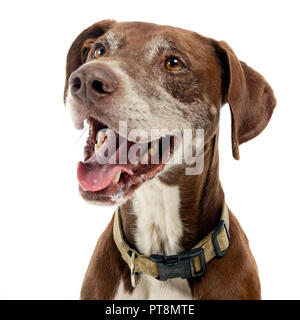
64 20 116 103
215 41 276 160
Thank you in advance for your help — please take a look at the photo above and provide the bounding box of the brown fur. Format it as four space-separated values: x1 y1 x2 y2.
64 20 276 299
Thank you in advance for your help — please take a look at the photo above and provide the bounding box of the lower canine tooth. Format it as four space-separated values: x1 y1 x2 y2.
112 171 121 184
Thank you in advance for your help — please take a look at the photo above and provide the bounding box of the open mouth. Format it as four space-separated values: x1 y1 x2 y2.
77 118 175 202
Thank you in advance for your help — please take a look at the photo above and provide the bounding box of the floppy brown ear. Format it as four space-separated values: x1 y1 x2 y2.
64 20 116 103
215 41 276 160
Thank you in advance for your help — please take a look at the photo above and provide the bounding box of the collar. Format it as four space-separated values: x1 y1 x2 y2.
113 200 230 287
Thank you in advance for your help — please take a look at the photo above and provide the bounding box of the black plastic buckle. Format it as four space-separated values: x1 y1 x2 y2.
150 247 206 281
212 219 230 258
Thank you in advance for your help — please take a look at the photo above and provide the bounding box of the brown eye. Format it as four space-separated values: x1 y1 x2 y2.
94 46 107 58
165 57 184 71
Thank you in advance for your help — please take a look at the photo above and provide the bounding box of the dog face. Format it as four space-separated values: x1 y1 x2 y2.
64 20 276 204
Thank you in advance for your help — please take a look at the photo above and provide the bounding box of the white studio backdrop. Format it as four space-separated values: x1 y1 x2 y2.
0 0 299 299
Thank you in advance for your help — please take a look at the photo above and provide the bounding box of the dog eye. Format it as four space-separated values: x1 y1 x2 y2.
165 57 184 71
94 46 107 58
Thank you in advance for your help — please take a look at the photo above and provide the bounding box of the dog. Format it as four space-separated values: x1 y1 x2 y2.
64 20 276 299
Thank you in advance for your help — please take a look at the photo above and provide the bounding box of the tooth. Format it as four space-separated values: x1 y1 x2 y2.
149 142 160 164
140 150 149 163
112 171 121 184
150 142 159 156
96 130 106 144
94 130 107 152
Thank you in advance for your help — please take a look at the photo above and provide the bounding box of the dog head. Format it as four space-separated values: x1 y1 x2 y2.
64 20 276 204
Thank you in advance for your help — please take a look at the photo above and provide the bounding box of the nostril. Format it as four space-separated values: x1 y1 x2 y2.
71 77 81 93
91 80 107 94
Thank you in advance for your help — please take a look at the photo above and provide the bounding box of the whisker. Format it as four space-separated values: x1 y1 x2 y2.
73 124 88 148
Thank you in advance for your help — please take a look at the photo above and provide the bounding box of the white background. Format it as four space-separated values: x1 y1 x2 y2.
0 0 299 299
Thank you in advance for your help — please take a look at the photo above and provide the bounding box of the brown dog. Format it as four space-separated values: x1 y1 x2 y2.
64 20 276 299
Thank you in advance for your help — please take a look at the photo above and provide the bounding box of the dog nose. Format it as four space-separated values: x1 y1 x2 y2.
70 65 118 102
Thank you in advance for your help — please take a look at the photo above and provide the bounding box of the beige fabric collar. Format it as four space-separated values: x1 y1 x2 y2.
113 200 230 287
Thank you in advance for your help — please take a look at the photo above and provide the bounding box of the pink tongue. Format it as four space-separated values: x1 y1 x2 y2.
77 160 133 192
77 132 134 192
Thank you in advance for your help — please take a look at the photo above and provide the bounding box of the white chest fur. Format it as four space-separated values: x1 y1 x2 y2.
114 178 193 300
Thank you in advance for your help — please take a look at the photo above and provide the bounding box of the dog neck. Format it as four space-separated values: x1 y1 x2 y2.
118 132 224 256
